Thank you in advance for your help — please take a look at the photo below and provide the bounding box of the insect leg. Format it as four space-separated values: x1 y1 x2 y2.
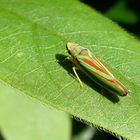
72 66 83 87
57 56 72 64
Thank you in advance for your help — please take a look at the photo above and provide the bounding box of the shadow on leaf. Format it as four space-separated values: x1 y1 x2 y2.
0 130 5 140
56 54 120 103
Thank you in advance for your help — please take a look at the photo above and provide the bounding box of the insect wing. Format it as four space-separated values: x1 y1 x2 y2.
75 49 128 96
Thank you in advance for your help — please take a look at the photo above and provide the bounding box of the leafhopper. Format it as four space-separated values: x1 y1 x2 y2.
66 42 128 96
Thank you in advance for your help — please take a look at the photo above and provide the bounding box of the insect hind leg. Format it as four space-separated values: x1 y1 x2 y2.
72 67 83 87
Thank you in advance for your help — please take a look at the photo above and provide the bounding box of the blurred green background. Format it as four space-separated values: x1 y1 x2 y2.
81 0 140 35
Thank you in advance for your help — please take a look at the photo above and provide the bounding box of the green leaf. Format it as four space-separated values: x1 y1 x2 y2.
0 0 140 140
0 82 71 140
105 0 138 24
73 126 96 140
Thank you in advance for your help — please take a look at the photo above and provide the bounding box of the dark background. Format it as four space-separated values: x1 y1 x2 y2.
81 0 140 36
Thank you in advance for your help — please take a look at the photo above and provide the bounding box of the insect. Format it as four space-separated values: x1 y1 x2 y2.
66 42 128 96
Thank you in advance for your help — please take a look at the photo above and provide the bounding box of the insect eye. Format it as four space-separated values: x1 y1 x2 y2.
66 46 71 55
68 50 71 55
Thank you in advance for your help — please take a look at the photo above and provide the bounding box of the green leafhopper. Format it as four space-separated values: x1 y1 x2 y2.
66 42 128 96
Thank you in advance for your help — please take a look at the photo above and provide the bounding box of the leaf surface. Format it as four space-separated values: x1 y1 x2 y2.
0 0 140 139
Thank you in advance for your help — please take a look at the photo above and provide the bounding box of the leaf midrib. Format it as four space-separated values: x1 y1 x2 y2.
0 5 68 41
